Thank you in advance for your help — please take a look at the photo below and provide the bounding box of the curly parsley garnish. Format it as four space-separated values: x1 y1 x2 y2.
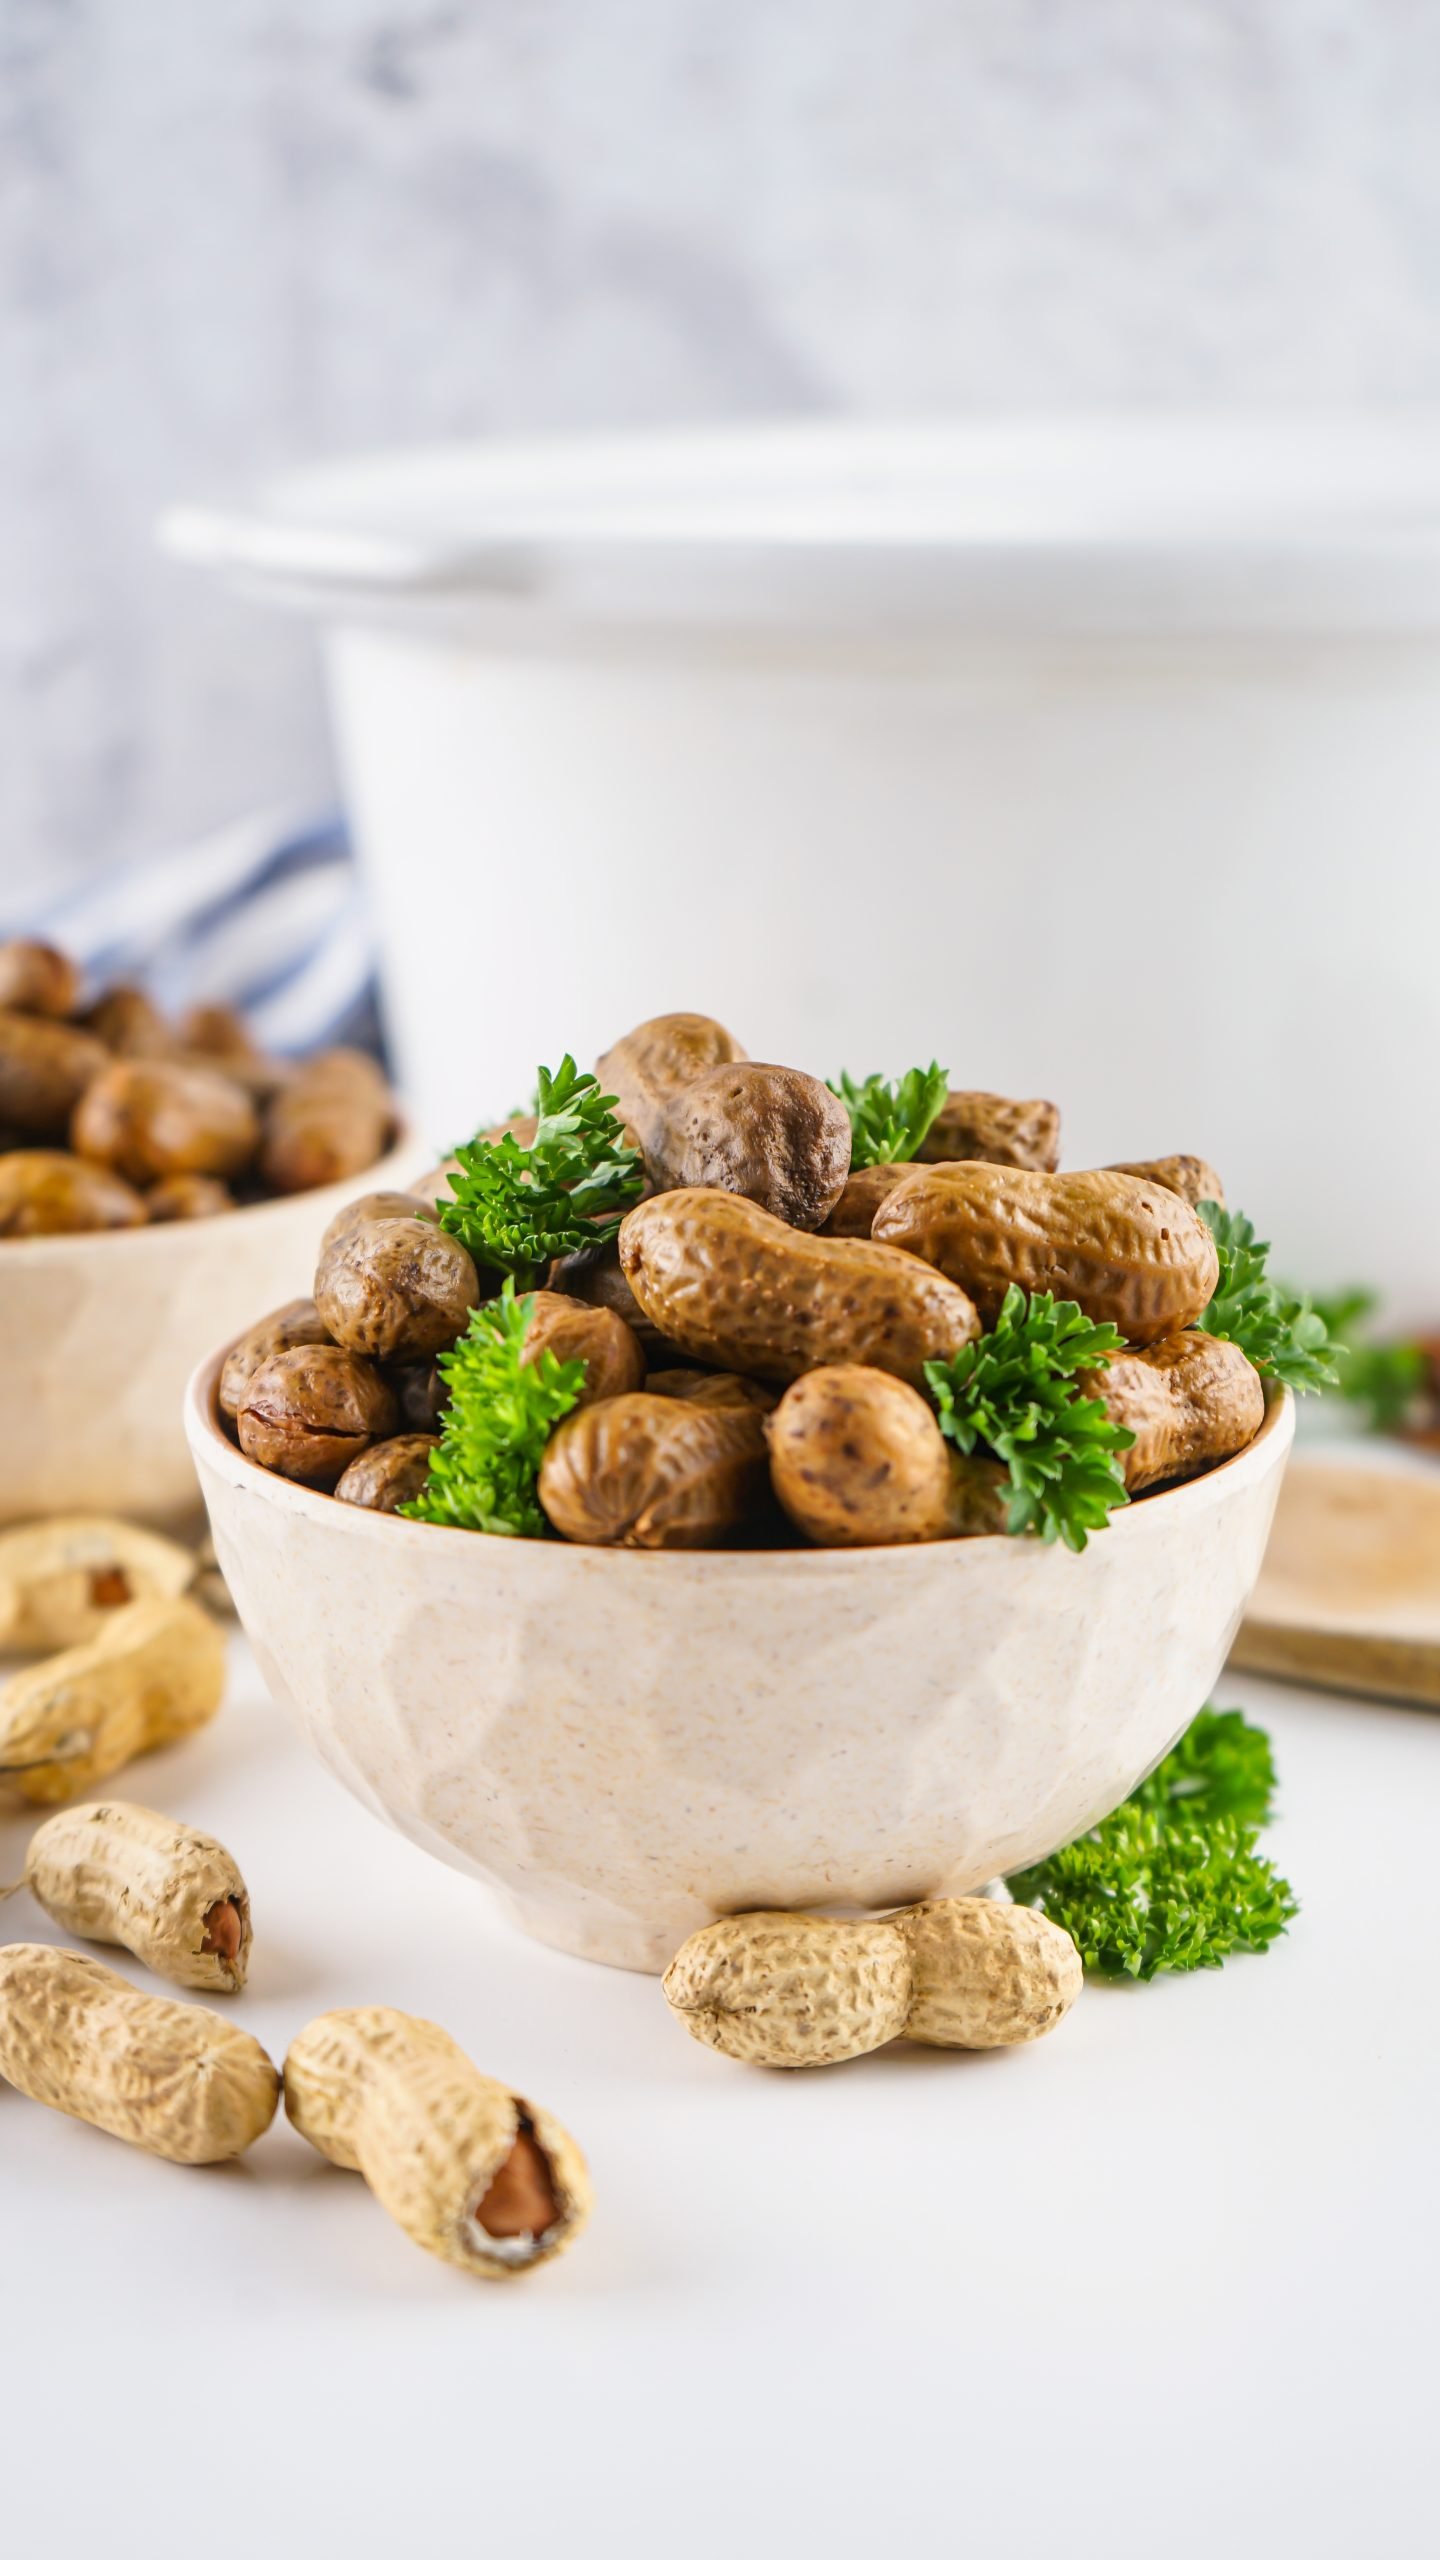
829 1063 949 1167
439 1055 643 1277
1010 1706 1298 1978
925 1286 1133 1552
1195 1201 1339 1393
1309 1286 1427 1432
400 1281 585 1537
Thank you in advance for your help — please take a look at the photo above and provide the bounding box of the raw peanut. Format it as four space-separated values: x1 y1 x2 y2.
319 1189 439 1256
643 1368 777 1412
873 1165 1219 1344
1105 1154 1225 1208
73 1057 259 1185
1079 1328 1265 1492
619 1188 979 1387
260 1050 392 1194
663 1896 1082 2068
596 1011 747 1162
0 1009 109 1137
237 1345 397 1486
919 1090 1061 1172
283 2007 592 2278
893 1899 1083 2047
4 1801 252 1992
316 1216 482 1364
820 1163 914 1237
663 1912 914 2067
644 1061 852 1232
80 984 173 1057
0 1516 196 1649
0 1944 278 2161
548 1237 671 1361
767 1365 1009 1546
520 1289 646 1407
335 1433 439 1513
219 1298 332 1420
0 939 80 1018
0 1149 147 1236
144 1172 232 1221
0 1595 226 1805
539 1392 768 1548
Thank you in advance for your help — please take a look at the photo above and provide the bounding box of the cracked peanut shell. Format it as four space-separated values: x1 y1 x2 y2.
9 1800 252 1992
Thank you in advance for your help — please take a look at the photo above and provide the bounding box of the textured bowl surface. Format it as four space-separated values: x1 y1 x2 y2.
1 1128 423 1527
187 1342 1293 1972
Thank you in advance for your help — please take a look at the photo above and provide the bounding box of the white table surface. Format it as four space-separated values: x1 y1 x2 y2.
2 1632 1436 2560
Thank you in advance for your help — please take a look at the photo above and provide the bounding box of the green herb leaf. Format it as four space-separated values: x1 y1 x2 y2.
829 1063 949 1167
1308 1287 1428 1433
439 1055 644 1276
1009 1705 1298 1978
400 1281 585 1537
924 1285 1133 1553
1195 1201 1340 1393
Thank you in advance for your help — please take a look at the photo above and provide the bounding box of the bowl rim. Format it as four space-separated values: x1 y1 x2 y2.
0 1120 420 1263
185 1332 1294 1574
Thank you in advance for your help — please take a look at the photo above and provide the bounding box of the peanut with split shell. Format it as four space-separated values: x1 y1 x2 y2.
539 1390 769 1548
620 1188 979 1387
767 1365 1009 1546
596 1010 747 1164
283 2007 592 2278
0 1595 226 1805
643 1061 852 1232
0 1944 278 2161
2 1801 252 1991
873 1164 1219 1344
236 1344 398 1486
920 1090 1061 1172
1105 1154 1225 1208
0 1516 196 1649
663 1897 1082 2068
1079 1328 1265 1492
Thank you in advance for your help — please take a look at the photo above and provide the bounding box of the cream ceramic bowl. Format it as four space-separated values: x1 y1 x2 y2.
1 1128 423 1528
187 1347 1293 1973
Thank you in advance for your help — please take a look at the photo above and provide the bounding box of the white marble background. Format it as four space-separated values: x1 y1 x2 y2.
7 0 1440 898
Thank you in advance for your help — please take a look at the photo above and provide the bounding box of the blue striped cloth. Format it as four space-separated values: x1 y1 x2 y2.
16 806 385 1059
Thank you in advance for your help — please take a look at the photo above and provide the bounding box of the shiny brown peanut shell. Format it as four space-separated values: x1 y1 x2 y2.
595 1012 747 1161
767 1365 1009 1547
644 1062 852 1232
0 1151 147 1237
1079 1329 1264 1492
919 1090 1061 1171
219 1299 333 1420
236 1345 397 1486
72 1059 259 1185
0 1011 109 1137
518 1290 646 1407
1105 1154 1225 1209
538 1392 769 1548
334 1434 440 1513
316 1217 482 1363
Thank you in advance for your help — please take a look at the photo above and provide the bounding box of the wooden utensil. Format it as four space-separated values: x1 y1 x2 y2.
1231 1456 1440 1707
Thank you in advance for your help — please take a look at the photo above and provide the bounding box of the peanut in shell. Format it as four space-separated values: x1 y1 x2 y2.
0 1516 196 1649
1080 1328 1264 1492
919 1090 1061 1171
0 1595 226 1806
5 1801 251 1992
539 1390 769 1548
767 1365 1009 1546
1104 1154 1225 1209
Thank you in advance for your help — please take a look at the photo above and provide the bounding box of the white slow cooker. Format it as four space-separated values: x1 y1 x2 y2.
165 419 1440 1319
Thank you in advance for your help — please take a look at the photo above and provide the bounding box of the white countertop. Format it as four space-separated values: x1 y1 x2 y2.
2 1634 1436 2560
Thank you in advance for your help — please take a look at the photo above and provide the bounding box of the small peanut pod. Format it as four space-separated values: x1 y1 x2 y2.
0 937 81 1018
315 1216 482 1363
0 1944 278 2161
0 1516 196 1649
919 1090 1061 1172
767 1366 1009 1546
334 1433 440 1513
519 1289 646 1408
0 1009 109 1137
820 1163 914 1237
547 1238 670 1361
284 2008 592 2279
539 1391 769 1548
0 1595 226 1806
236 1344 398 1486
72 1057 259 1185
1079 1328 1265 1493
643 1368 777 1412
619 1189 979 1387
644 1061 852 1232
218 1297 332 1421
595 1010 747 1162
80 983 173 1058
7 1801 251 1991
663 1898 1082 2068
260 1048 392 1194
0 1150 147 1236
1105 1154 1225 1209
873 1165 1219 1344
143 1172 232 1221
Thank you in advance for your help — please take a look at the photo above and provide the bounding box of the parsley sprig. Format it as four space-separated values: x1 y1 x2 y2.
829 1064 949 1167
1010 1706 1298 1978
400 1282 585 1536
925 1286 1133 1552
438 1056 643 1276
1196 1201 1339 1393
1309 1286 1427 1433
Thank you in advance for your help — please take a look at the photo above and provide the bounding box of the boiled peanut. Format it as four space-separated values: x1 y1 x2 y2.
236 1344 397 1486
260 1049 392 1194
144 1172 232 1221
0 1149 147 1236
596 1011 747 1162
0 1595 226 1805
0 1009 108 1137
176 1000 261 1065
219 1298 333 1419
1105 1153 1225 1208
0 939 80 1018
519 1289 646 1407
0 1944 278 2161
1079 1328 1264 1492
820 1163 913 1237
619 1188 979 1387
767 1366 1009 1546
663 1897 1082 2068
643 1061 852 1232
919 1090 1061 1171
283 2007 592 2278
334 1433 440 1513
316 1216 482 1363
72 1057 259 1185
319 1188 439 1256
643 1368 777 1412
539 1391 769 1548
0 1516 196 1649
548 1237 670 1360
80 983 173 1057
873 1164 1219 1343
4 1801 252 1992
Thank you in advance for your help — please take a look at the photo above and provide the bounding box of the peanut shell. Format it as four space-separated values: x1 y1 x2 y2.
0 1944 277 2161
892 1898 1082 2046
1080 1328 1264 1491
920 1090 1061 1171
0 1595 226 1806
663 1912 913 2068
13 1801 252 1992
